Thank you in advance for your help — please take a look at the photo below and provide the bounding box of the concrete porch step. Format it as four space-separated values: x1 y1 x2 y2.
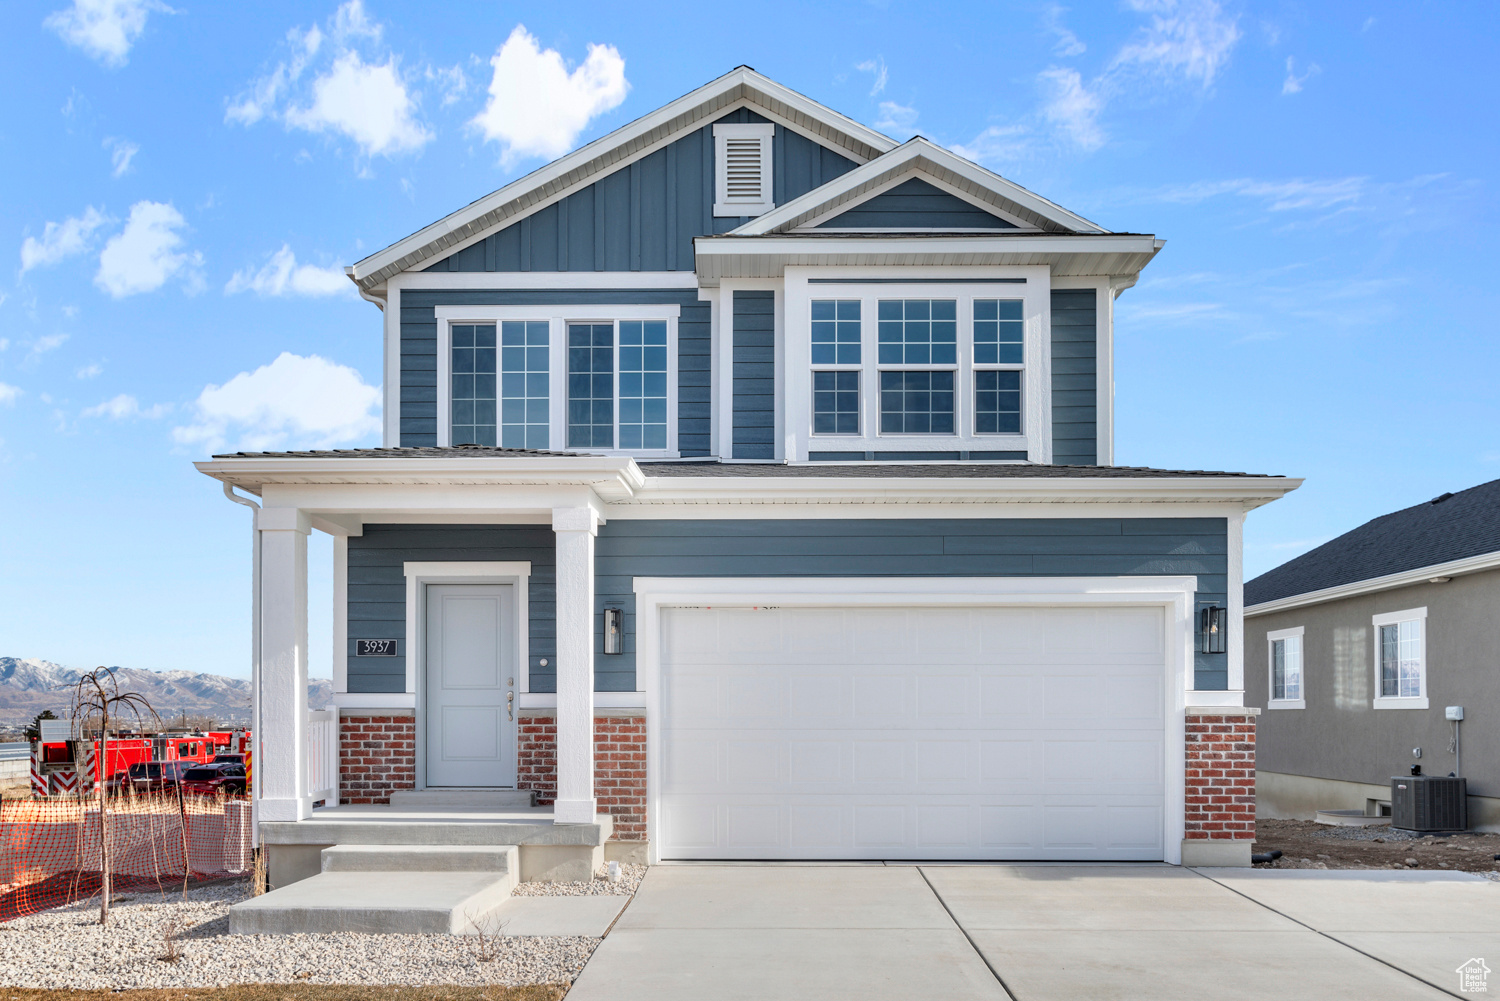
322 844 517 873
388 788 537 809
229 868 517 935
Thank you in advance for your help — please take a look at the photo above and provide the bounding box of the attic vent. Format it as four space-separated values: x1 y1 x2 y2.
1430 492 1455 504
713 123 774 218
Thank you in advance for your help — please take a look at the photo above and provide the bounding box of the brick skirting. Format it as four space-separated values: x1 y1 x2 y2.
339 715 416 805
1184 712 1257 842
518 713 646 841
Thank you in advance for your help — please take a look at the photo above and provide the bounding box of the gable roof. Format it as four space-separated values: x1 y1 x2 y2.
728 138 1107 236
1245 477 1500 608
348 67 897 291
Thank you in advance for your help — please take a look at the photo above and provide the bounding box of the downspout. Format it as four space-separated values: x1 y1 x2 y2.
220 482 262 849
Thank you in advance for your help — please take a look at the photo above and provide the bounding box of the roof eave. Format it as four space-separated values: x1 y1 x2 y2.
1245 548 1500 617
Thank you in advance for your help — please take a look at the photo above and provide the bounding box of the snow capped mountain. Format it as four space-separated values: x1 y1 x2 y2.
0 657 333 723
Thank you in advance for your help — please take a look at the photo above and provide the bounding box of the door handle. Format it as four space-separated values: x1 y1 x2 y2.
507 691 514 722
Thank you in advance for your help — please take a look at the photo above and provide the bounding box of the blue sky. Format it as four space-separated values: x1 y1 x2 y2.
1 0 1496 679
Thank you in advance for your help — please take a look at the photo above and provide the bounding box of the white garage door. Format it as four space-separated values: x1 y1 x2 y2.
658 603 1167 860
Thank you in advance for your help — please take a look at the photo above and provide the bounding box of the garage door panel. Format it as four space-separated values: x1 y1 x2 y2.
658 604 1169 860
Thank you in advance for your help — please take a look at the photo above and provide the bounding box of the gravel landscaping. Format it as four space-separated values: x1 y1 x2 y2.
1254 818 1500 875
512 864 646 897
0 879 622 990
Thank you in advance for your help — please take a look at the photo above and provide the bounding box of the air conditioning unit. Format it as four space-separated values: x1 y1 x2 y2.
1390 774 1467 832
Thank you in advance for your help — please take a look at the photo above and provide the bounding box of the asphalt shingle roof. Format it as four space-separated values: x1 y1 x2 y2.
1245 477 1500 606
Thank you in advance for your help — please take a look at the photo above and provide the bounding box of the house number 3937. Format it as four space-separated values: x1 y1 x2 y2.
355 639 397 656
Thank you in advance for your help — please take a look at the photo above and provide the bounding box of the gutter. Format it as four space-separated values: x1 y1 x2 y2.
1246 549 1500 617
219 484 263 847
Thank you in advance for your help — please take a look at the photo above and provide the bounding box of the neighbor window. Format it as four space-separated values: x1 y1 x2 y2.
452 323 498 446
1267 628 1304 708
1372 608 1428 708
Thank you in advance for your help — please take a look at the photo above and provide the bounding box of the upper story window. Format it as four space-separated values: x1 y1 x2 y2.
436 306 679 457
1266 626 1304 709
1373 607 1427 709
796 278 1042 457
713 123 774 217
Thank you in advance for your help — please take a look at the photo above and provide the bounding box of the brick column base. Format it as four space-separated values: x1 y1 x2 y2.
339 714 416 805
518 712 646 841
1183 708 1258 866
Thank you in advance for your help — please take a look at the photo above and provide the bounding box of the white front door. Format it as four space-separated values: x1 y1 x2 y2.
424 584 516 787
657 603 1168 860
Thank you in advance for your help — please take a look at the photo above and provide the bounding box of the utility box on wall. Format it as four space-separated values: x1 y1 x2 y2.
1391 774 1468 832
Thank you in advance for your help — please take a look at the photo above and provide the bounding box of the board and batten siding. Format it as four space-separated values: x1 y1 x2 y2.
816 178 1015 230
399 289 710 454
1050 288 1097 466
346 518 1229 695
423 109 857 274
731 290 776 460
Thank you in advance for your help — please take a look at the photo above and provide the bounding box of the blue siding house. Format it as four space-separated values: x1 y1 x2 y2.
198 67 1298 876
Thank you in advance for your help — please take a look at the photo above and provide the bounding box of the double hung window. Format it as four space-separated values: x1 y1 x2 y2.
878 299 957 434
811 300 862 435
973 299 1023 434
1267 627 1304 708
567 319 669 450
451 324 498 446
1373 608 1427 708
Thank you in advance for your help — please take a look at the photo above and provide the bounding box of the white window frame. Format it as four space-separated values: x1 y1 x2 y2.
1265 626 1305 709
782 267 1051 462
713 123 775 218
433 305 680 458
1372 607 1428 709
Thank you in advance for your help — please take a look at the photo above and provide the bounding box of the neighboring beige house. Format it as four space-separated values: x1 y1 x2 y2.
1245 478 1500 831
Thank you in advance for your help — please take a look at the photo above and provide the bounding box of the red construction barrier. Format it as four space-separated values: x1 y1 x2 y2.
0 792 252 921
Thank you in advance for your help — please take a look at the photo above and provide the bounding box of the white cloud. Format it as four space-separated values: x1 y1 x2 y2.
44 0 170 67
173 352 381 453
1043 4 1087 57
0 339 9 352
77 363 103 379
285 51 431 157
105 137 139 176
470 25 629 166
225 245 351 297
950 125 1034 165
95 200 200 297
331 0 381 44
82 393 169 419
874 101 918 134
1282 57 1320 96
0 383 20 406
428 62 469 107
1146 176 1369 212
1111 0 1240 88
225 23 322 125
19 207 108 274
856 58 888 96
1039 67 1105 151
30 333 68 359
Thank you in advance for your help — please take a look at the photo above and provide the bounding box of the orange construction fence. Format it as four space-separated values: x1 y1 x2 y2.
0 792 253 921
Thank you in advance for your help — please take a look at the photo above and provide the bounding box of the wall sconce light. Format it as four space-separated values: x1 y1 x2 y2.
603 607 624 655
1200 605 1227 655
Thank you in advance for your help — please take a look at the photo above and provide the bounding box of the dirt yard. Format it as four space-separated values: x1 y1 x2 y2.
0 990 564 1001
1253 818 1500 873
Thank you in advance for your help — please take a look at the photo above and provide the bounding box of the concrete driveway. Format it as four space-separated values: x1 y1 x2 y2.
565 864 1497 1001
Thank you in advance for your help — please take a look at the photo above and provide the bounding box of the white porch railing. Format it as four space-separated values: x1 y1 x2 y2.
307 708 339 806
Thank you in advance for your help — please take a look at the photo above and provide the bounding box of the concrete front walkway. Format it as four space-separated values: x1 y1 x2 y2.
566 864 1495 1001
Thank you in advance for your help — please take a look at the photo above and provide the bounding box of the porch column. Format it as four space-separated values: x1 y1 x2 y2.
257 507 311 822
552 506 599 824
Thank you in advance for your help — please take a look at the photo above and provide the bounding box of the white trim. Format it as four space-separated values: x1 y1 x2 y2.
1246 552 1500 617
1051 276 1112 465
1266 625 1304 710
350 67 895 285
698 233 1158 258
704 286 724 457
790 168 1038 233
432 306 681 457
713 123 775 218
402 561 531 789
333 535 348 694
1371 606 1428 710
390 272 699 291
784 267 1049 463
729 138 1106 236
631 574 1197 866
330 693 415 710
1227 511 1245 692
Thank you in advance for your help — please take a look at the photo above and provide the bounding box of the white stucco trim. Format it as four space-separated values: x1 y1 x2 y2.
632 574 1197 866
1246 551 1500 617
